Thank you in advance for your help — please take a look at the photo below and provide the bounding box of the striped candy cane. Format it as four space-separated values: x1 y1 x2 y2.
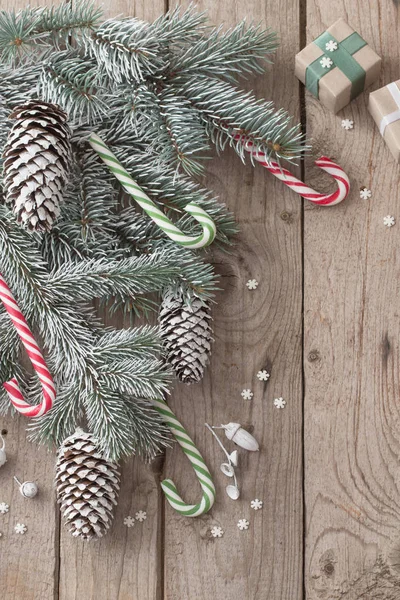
0 275 55 417
240 138 350 206
89 133 217 249
152 398 216 516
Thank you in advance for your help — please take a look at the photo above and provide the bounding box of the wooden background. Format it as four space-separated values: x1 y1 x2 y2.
1 0 400 598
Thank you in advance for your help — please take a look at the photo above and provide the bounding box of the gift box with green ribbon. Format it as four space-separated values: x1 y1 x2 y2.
295 19 381 113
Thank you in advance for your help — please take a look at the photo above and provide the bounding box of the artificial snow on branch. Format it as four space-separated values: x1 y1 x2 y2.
0 1 306 460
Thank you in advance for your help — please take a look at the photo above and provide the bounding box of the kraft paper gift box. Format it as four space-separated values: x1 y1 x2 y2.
369 81 400 163
295 18 381 113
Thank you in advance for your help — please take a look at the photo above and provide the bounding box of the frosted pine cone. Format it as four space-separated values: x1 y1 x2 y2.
55 429 120 541
159 290 213 384
2 100 71 232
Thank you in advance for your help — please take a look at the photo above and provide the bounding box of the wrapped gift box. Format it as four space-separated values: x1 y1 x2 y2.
295 18 381 113
369 81 400 163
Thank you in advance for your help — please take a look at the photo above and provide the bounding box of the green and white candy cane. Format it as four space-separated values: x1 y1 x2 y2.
89 133 216 249
152 398 216 516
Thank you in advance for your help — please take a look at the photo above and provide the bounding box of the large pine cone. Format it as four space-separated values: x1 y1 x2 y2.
55 429 120 541
159 290 213 384
2 100 71 232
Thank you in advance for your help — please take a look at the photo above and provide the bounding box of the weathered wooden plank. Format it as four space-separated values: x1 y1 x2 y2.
57 2 166 600
0 2 59 597
304 3 400 598
163 1 303 599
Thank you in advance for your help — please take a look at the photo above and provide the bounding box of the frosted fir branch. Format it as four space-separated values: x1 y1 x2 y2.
148 4 208 45
0 2 102 64
98 358 171 399
0 211 97 380
104 142 237 243
157 84 210 176
40 51 108 124
84 4 208 85
28 380 84 446
169 21 278 82
0 8 48 64
106 82 162 138
34 0 103 45
93 326 164 363
84 18 166 84
47 252 183 304
83 386 169 460
40 151 121 268
0 63 40 106
177 75 305 163
0 207 50 308
122 398 171 460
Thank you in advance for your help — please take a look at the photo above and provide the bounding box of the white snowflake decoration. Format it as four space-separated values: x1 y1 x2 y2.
359 188 371 200
124 516 135 528
237 519 250 531
246 279 259 290
274 397 286 409
210 525 224 538
241 389 253 401
320 56 333 69
135 510 147 522
14 523 27 535
257 370 270 381
384 215 395 228
341 119 354 130
0 502 9 514
325 40 338 52
251 499 263 511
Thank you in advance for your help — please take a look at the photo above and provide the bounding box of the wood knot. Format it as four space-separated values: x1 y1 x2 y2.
280 210 293 223
308 350 320 362
323 562 335 576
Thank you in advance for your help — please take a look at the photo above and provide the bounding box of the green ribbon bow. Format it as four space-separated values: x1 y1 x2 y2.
305 31 367 100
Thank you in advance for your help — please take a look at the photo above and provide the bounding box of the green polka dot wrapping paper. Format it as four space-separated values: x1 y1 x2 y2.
295 18 381 114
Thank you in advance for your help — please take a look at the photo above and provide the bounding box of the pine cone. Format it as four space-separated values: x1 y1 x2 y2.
159 290 213 384
55 429 120 541
2 100 71 232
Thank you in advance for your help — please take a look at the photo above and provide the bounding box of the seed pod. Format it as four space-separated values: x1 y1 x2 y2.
220 462 235 477
0 434 6 467
226 484 240 500
228 450 238 466
221 423 259 451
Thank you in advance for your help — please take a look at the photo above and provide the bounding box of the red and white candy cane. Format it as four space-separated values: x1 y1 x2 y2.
0 274 55 417
240 139 350 206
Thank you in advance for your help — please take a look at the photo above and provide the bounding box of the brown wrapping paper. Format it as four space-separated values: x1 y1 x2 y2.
295 18 381 113
369 81 400 163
